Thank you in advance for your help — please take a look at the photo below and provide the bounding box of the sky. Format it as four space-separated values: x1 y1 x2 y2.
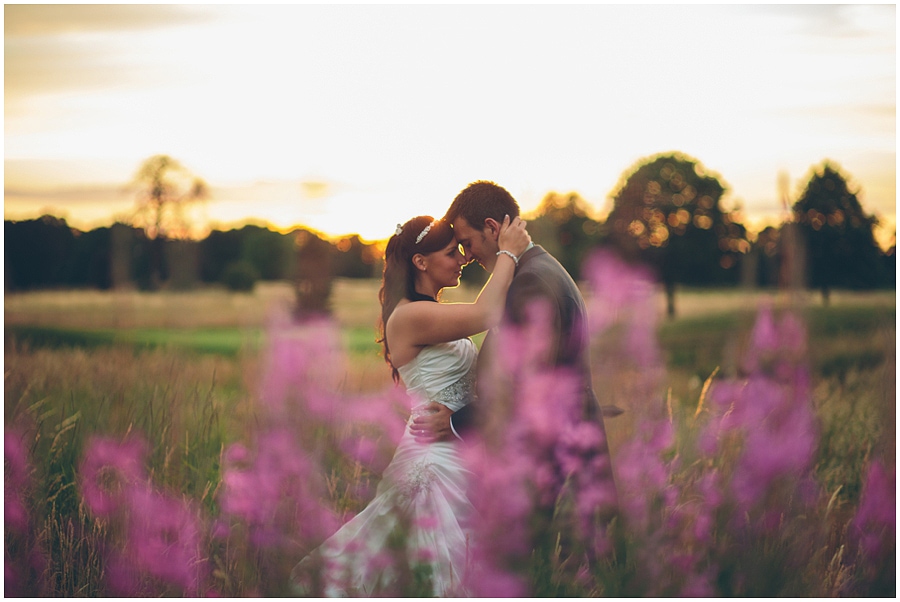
4 4 896 245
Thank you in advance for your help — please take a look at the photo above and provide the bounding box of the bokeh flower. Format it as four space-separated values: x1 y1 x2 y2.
5 429 33 534
259 313 347 421
219 426 340 548
79 435 148 517
123 487 205 594
850 459 896 563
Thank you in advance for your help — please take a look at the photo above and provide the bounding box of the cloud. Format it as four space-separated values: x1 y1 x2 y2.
4 5 217 101
745 4 895 39
4 4 214 37
764 103 896 137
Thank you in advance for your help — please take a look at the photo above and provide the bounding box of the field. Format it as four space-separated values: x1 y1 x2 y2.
4 278 896 596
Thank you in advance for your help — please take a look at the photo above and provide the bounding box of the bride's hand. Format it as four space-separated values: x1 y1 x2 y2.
497 214 531 258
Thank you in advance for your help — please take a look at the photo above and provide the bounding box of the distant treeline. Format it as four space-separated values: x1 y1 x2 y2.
5 197 894 296
4 219 379 292
5 156 895 306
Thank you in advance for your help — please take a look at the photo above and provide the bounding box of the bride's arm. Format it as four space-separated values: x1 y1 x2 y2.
388 216 530 347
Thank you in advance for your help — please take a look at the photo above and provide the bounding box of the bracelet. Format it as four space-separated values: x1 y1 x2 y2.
496 249 519 265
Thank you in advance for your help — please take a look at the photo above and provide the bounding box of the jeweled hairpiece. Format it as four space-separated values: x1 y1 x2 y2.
395 224 403 236
415 219 438 244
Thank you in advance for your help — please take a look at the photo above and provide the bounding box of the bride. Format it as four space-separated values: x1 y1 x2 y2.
291 214 530 596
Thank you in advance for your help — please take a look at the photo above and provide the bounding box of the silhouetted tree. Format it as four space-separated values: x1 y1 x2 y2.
130 155 208 289
294 229 334 318
746 225 783 288
242 226 294 281
199 229 244 284
199 225 295 286
526 192 602 277
604 153 750 317
333 235 379 279
883 244 896 289
4 216 76 290
221 260 260 292
66 227 112 289
792 162 885 303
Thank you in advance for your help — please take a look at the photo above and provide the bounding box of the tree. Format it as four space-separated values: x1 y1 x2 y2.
241 225 293 281
199 229 244 284
792 161 886 303
333 235 379 279
66 227 112 289
604 153 750 317
131 155 208 289
526 192 602 278
131 155 208 239
293 229 334 319
4 216 76 290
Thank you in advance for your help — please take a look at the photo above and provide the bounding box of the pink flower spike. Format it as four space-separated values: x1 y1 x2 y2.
851 459 896 562
79 435 148 517
5 429 32 491
4 495 29 534
743 301 777 373
125 487 204 594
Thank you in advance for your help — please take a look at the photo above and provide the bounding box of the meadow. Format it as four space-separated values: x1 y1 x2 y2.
4 273 896 596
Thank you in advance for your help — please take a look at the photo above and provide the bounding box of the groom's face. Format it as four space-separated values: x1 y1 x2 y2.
451 216 499 272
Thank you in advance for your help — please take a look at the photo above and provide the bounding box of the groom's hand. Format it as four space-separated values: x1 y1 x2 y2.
411 402 454 443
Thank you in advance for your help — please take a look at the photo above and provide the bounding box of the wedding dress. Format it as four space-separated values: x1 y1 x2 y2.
292 338 478 597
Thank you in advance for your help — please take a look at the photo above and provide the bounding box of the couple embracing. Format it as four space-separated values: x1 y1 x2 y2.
292 181 618 596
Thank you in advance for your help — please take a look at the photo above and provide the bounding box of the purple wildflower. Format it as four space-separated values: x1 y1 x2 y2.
680 568 717 597
123 487 205 594
219 427 340 547
106 551 141 596
259 314 346 421
467 564 529 598
582 249 656 337
850 459 896 563
79 435 148 517
704 304 819 516
5 429 33 534
744 301 779 373
5 429 31 490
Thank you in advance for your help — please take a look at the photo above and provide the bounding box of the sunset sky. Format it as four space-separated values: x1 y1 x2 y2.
4 4 896 245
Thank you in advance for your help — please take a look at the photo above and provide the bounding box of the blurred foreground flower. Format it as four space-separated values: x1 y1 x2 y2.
5 427 49 596
463 290 618 595
108 488 206 596
219 426 341 548
259 313 347 422
848 458 896 595
78 434 210 595
79 435 149 517
5 429 33 534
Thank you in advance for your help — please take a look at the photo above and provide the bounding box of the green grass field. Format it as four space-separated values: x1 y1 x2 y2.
4 280 895 596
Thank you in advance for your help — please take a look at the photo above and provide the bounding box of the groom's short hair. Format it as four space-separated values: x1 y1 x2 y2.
445 180 520 231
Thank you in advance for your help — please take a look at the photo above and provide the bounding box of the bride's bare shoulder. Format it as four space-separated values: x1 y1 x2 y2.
386 299 414 328
387 298 439 332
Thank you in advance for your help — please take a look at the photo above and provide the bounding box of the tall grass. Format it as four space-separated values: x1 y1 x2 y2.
4 274 895 596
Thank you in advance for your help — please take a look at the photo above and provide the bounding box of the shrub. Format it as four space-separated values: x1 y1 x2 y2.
221 260 259 292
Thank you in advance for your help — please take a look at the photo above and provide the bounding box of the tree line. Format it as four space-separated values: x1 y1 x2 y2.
5 152 894 316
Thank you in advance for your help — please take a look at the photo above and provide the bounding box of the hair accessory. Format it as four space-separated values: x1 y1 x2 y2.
415 219 438 244
394 224 403 236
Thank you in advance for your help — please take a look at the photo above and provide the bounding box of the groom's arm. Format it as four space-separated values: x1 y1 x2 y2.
410 403 462 443
449 404 474 437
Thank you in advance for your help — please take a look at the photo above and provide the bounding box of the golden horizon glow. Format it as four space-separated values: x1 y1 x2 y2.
5 5 896 247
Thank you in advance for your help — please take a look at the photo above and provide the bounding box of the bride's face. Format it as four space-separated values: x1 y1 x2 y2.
423 239 468 288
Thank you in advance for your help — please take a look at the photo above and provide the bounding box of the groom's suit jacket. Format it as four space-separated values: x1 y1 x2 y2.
452 245 615 478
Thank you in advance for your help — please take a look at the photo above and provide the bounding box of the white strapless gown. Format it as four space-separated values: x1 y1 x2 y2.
292 338 478 597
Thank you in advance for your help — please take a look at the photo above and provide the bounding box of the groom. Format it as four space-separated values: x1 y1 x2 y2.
412 180 618 512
